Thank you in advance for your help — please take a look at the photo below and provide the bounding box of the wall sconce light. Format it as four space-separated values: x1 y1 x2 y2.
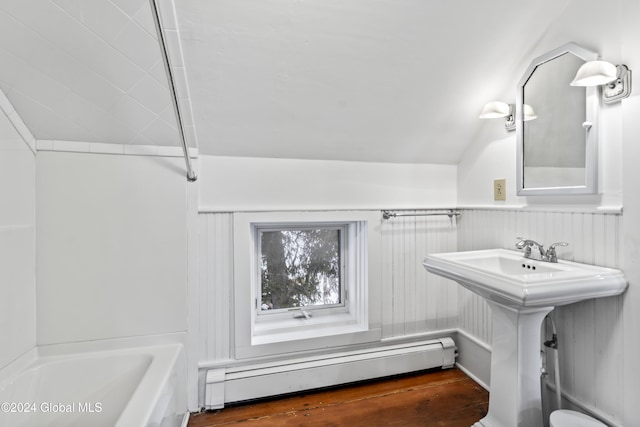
479 101 537 131
479 101 515 131
570 60 632 104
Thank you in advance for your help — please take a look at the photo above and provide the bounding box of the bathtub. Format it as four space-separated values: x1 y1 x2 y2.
0 344 187 427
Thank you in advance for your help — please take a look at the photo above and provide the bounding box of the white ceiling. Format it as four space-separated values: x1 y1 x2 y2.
0 0 572 164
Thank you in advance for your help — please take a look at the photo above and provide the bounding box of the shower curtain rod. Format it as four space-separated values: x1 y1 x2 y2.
382 210 462 220
150 0 197 182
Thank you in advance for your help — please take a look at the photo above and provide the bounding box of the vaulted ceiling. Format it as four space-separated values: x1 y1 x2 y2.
0 0 573 164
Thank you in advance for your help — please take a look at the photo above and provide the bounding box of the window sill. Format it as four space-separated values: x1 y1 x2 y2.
252 319 368 346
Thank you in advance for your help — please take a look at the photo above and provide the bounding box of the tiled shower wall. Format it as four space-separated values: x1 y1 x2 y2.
457 208 625 419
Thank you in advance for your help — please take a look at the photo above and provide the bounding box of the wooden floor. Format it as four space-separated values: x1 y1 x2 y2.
188 368 488 427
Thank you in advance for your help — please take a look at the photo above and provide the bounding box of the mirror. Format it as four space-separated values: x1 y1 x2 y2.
516 42 599 195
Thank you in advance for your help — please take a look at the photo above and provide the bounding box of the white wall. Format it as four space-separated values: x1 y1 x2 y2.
196 155 459 406
456 1 640 425
620 0 640 421
457 105 623 209
198 155 457 211
36 151 188 345
458 0 627 209
0 109 35 369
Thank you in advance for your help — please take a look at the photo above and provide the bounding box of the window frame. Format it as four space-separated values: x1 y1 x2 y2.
233 211 382 359
255 223 348 318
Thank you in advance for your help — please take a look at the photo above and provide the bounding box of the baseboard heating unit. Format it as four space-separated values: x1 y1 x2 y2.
205 337 456 409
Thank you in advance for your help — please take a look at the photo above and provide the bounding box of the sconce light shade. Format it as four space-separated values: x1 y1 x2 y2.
523 104 537 121
479 101 511 118
570 60 618 86
570 60 632 103
479 101 515 131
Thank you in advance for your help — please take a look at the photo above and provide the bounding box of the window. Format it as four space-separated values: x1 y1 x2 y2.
258 226 345 314
233 211 382 359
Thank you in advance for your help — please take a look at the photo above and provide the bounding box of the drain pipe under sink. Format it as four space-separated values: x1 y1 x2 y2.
545 314 562 410
541 314 625 427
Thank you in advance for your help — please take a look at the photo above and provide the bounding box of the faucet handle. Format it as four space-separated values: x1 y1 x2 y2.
548 242 569 250
545 242 569 262
515 237 527 249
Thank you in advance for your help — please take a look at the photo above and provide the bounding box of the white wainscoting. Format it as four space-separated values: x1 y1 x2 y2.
198 208 625 422
198 213 234 364
379 211 458 338
457 208 625 423
197 210 459 406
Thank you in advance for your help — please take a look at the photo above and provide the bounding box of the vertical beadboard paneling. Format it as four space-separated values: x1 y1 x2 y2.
404 215 418 336
199 213 234 363
391 215 406 336
592 213 623 417
201 210 458 360
380 216 394 338
414 214 428 333
380 210 457 339
458 208 624 419
197 207 624 421
457 210 492 343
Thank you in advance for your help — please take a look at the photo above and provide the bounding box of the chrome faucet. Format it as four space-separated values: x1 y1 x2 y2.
544 241 569 263
516 237 546 259
515 237 568 263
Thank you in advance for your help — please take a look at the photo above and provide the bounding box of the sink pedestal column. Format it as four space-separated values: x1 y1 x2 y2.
473 302 554 427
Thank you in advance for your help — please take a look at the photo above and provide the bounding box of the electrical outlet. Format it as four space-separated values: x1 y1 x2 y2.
494 179 506 201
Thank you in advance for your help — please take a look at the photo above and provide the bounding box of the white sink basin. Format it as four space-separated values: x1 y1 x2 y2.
423 248 627 308
423 248 627 427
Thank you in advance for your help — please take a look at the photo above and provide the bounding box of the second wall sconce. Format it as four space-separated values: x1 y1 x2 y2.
479 101 537 131
570 60 632 104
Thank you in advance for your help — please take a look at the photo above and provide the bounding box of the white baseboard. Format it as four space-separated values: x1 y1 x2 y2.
204 337 456 409
453 329 491 390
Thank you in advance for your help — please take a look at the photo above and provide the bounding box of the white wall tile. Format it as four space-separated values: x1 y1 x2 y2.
110 96 157 133
129 76 173 115
157 0 178 30
110 0 147 18
36 151 188 344
133 2 157 38
52 140 90 152
0 227 36 369
52 0 131 45
113 20 161 73
89 142 125 155
0 0 173 148
0 109 36 370
164 30 184 67
123 144 158 156
134 116 180 147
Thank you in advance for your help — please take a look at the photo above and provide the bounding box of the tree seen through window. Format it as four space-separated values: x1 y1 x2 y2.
260 228 341 311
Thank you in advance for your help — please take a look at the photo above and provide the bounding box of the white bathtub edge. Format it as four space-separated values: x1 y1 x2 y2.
0 347 38 383
36 332 187 358
116 343 186 427
0 342 187 427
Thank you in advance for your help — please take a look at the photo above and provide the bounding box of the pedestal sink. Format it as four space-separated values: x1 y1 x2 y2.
423 249 627 427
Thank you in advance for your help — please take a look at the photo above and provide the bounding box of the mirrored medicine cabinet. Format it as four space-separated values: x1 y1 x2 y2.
516 42 599 196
